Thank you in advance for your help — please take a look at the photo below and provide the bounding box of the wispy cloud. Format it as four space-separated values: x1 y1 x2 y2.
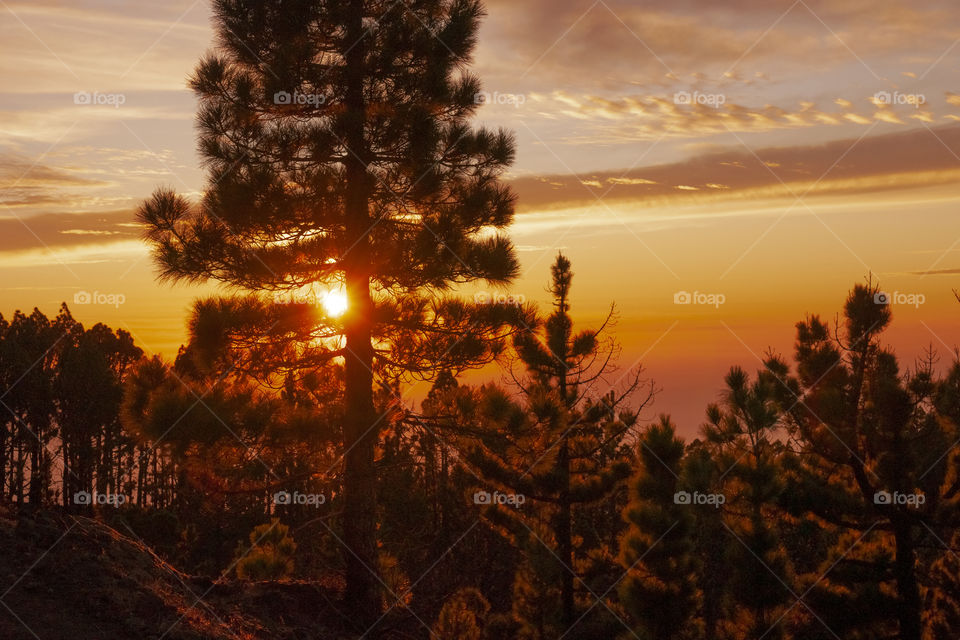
511 124 960 211
0 210 141 253
515 91 947 142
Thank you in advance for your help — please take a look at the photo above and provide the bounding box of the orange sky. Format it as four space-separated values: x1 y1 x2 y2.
2 0 960 433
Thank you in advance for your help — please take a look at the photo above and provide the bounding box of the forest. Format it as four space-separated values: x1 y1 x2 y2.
2 0 959 639
3 264 959 639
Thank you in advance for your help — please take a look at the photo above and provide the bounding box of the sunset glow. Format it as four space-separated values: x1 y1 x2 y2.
322 291 348 318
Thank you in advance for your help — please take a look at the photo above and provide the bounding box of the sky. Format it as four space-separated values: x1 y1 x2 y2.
2 0 960 432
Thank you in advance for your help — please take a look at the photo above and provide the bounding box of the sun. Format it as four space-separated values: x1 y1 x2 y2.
322 291 348 317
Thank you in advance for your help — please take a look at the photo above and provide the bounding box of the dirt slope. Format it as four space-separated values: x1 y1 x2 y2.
0 509 407 639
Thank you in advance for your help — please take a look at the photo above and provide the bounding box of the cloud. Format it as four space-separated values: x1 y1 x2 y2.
509 124 960 211
0 0 208 94
0 156 103 187
526 91 958 141
0 101 193 146
608 177 658 185
0 145 196 234
0 155 111 209
908 268 960 276
0 210 141 253
477 0 960 97
0 239 145 269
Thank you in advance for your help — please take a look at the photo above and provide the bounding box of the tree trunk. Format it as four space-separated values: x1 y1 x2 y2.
340 0 380 626
893 523 922 640
0 422 6 498
61 439 70 507
558 438 574 628
15 442 24 503
137 446 147 507
342 323 379 623
557 318 574 628
27 419 43 505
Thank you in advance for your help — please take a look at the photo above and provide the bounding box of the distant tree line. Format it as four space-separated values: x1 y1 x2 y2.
0 305 162 508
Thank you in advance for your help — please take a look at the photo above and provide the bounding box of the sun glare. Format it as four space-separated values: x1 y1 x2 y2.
322 291 348 317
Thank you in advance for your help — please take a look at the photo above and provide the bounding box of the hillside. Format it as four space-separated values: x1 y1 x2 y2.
0 508 409 639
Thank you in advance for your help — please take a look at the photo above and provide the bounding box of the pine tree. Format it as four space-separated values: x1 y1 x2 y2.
703 366 793 637
0 308 60 505
433 587 490 639
507 254 650 629
763 281 960 640
0 306 146 509
137 0 519 624
57 318 142 506
619 417 697 640
449 254 652 635
235 518 297 580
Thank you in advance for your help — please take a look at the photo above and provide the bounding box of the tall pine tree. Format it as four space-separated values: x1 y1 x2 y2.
451 254 651 634
762 282 959 639
137 0 519 624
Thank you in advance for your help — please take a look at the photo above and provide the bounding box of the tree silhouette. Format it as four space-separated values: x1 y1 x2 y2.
137 0 519 623
619 416 697 640
0 308 59 505
57 319 142 508
443 254 652 635
761 282 959 640
432 587 490 639
702 366 793 637
0 306 145 510
506 254 650 630
235 519 297 581
618 281 960 639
